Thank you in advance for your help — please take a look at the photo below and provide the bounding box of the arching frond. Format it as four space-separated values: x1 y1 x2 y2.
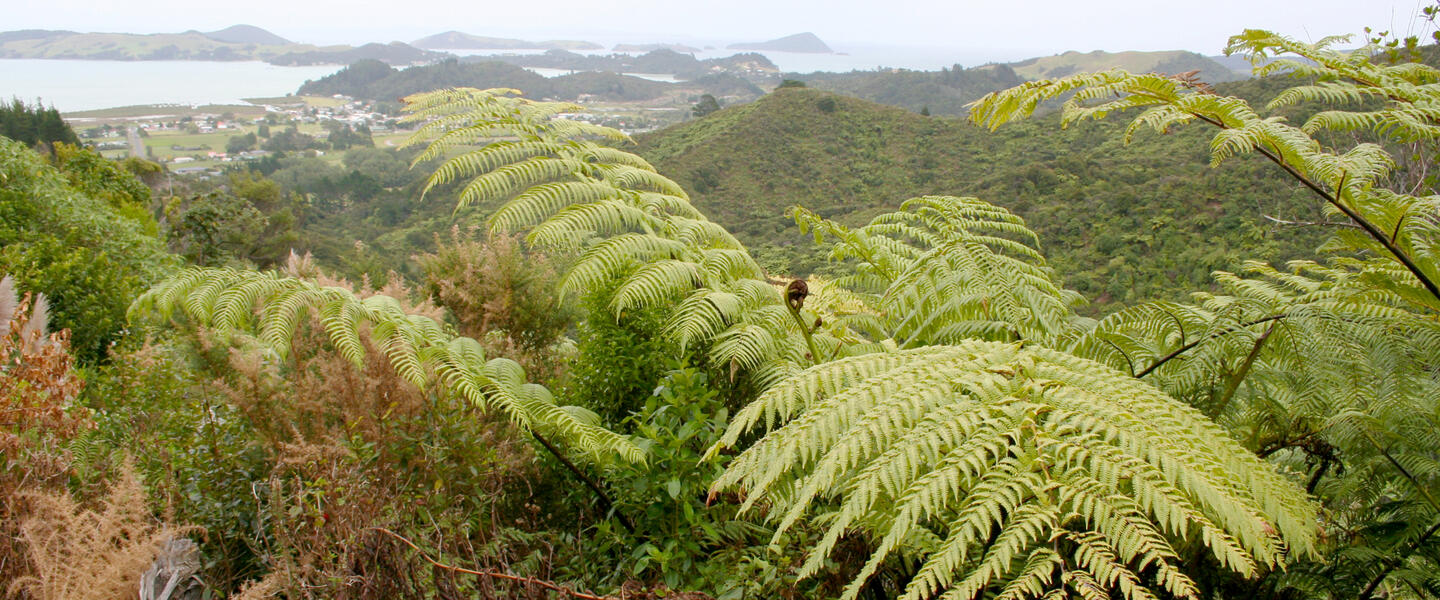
794 196 1085 348
1065 256 1440 599
131 267 643 464
402 88 866 386
710 341 1319 600
967 33 1440 304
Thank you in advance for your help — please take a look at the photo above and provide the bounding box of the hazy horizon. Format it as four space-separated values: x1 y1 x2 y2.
6 0 1435 62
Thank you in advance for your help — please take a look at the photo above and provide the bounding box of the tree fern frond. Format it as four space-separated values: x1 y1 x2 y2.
712 341 1318 600
131 267 643 463
968 31 1440 304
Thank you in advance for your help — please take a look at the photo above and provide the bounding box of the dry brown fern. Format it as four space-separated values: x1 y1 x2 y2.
7 465 194 600
1 275 94 588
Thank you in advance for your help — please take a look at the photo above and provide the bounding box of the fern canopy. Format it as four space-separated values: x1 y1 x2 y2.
401 87 886 388
711 341 1318 600
968 30 1440 599
395 88 1328 600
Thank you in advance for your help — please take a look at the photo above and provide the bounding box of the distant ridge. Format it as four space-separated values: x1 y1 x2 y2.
1205 53 1305 76
729 32 832 53
268 42 446 66
0 29 76 44
202 24 290 45
613 43 701 53
411 30 601 51
1006 49 1243 83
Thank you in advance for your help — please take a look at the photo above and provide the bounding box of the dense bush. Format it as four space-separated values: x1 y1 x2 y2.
419 229 575 359
0 138 172 361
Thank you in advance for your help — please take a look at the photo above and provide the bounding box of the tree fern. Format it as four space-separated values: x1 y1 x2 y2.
321 79 1440 598
708 341 1319 600
792 196 1087 348
967 31 1440 304
1066 255 1440 598
968 46 1440 599
393 89 1335 600
130 266 642 463
402 88 874 388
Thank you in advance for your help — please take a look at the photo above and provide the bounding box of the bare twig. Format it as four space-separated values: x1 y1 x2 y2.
1137 314 1286 378
371 527 616 600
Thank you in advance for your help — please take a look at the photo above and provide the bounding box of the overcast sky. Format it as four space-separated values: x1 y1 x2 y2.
9 0 1435 58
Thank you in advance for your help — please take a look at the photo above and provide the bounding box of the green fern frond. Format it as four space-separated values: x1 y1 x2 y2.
131 267 643 464
968 32 1440 305
794 196 1082 348
711 341 1317 600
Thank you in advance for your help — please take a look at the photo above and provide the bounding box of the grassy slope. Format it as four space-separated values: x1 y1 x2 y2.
634 85 1328 312
0 32 308 60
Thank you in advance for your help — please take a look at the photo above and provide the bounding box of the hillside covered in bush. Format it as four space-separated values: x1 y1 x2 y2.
636 81 1327 312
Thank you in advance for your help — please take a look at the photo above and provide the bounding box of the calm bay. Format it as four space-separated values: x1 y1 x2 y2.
0 59 345 112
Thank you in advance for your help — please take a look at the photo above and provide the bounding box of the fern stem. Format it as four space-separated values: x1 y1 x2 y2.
1304 458 1330 494
531 430 636 534
1209 321 1275 418
1360 428 1440 515
1137 314 1285 378
1357 516 1440 600
1182 111 1440 303
787 302 823 366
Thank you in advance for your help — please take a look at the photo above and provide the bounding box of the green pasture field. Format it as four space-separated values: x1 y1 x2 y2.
65 103 266 124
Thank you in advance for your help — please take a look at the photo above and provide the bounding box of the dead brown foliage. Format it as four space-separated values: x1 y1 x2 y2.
419 228 575 382
1 277 97 588
7 466 193 600
202 268 543 598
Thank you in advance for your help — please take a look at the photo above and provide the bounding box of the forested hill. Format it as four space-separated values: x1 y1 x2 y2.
634 83 1328 312
297 58 762 103
791 63 1026 116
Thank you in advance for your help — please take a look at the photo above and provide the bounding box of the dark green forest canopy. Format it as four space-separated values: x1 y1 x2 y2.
0 98 79 148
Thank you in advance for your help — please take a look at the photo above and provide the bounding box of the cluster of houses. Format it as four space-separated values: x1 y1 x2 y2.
555 109 677 135
251 96 395 133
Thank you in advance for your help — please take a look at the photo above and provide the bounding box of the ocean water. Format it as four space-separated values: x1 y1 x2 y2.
0 43 1019 113
0 59 345 112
